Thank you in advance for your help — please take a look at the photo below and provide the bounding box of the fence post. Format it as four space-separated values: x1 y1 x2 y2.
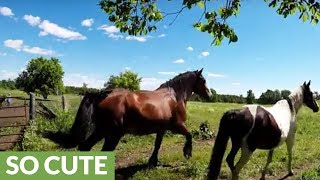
61 95 67 112
29 92 36 120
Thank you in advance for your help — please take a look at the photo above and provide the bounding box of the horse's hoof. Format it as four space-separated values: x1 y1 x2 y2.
288 172 294 176
148 159 159 168
183 148 192 159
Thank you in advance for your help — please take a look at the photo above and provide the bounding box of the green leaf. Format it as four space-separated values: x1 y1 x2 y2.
197 1 204 9
302 12 310 22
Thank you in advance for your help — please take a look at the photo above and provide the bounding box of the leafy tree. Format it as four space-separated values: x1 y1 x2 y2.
210 88 218 102
104 70 141 91
281 89 291 99
99 0 320 45
246 90 255 104
258 89 283 104
16 57 64 99
81 83 88 95
274 89 282 101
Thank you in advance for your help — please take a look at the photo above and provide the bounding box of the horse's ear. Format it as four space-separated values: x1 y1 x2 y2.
307 80 311 87
303 81 307 87
198 68 203 75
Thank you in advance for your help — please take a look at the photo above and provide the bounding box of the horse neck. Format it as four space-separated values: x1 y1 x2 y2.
288 87 304 114
169 79 194 102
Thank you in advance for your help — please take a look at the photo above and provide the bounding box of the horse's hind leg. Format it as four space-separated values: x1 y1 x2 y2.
78 133 103 151
148 131 165 167
260 150 274 180
232 146 254 180
226 138 241 171
101 134 122 151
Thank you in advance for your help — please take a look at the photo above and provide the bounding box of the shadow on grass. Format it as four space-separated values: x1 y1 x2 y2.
116 163 174 180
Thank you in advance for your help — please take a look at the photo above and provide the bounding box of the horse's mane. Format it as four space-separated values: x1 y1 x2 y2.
82 89 112 103
157 71 195 90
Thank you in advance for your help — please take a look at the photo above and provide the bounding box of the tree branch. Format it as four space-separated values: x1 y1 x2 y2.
161 5 188 25
198 0 207 23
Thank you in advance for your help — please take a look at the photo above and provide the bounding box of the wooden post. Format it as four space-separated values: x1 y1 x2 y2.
61 95 67 112
29 92 35 120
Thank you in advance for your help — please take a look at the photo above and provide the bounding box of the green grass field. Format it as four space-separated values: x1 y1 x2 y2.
1 88 320 179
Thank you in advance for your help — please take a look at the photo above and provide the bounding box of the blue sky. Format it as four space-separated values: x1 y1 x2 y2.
0 0 319 96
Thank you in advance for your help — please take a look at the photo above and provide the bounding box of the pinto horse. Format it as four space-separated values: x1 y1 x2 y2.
207 81 319 180
45 69 211 167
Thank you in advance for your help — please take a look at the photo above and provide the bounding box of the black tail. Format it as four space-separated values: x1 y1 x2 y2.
43 90 110 148
43 130 79 148
207 111 233 179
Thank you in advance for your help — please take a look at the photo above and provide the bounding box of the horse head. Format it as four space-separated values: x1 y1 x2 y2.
302 80 319 112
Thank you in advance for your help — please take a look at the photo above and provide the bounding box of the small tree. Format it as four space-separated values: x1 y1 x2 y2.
246 90 255 104
16 57 64 99
281 90 291 99
104 70 141 91
80 83 88 95
210 89 218 102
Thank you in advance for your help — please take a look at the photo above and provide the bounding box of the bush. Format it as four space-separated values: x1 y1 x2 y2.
22 111 75 151
191 121 215 140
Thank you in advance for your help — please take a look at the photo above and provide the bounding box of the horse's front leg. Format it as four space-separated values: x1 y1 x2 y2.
148 131 165 167
171 123 192 159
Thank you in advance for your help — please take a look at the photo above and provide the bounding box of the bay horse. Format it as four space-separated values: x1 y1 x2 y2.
207 81 319 180
45 69 212 167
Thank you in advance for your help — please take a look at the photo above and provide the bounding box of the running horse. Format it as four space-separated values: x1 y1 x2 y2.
45 69 212 167
207 81 319 180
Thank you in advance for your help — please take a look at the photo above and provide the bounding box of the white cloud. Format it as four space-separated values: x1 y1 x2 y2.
0 52 7 56
81 18 94 27
39 31 48 36
124 67 131 70
4 39 55 55
140 77 165 90
158 71 176 75
108 33 124 40
38 20 86 40
158 34 166 38
208 73 225 78
125 36 147 42
186 46 194 51
0 6 14 17
4 39 24 51
63 73 105 89
0 70 18 80
22 46 54 55
201 51 210 57
98 25 119 34
232 82 241 85
23 15 41 26
173 58 185 64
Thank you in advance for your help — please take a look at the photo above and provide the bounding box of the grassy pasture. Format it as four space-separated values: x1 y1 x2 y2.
1 88 320 179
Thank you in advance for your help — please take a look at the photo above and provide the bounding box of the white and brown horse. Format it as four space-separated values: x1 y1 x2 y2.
207 81 319 180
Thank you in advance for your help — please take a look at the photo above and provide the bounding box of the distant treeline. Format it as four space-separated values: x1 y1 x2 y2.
64 86 99 95
191 89 320 104
0 79 16 90
1 79 319 104
0 79 99 95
